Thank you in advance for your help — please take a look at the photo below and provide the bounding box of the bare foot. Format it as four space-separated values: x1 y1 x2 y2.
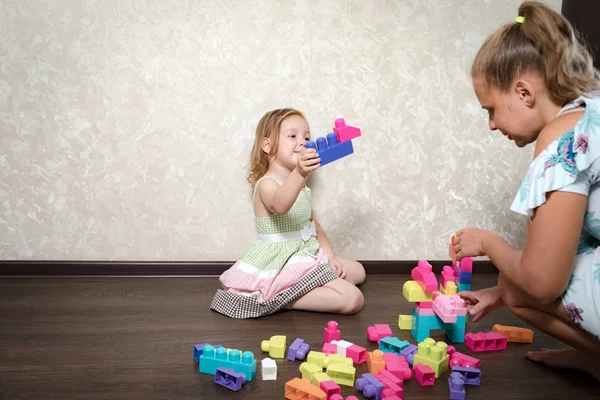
527 348 600 381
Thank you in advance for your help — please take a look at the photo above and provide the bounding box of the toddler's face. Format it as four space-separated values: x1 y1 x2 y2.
473 77 540 148
276 115 311 169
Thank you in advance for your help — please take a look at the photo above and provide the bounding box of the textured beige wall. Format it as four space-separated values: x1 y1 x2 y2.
0 0 561 261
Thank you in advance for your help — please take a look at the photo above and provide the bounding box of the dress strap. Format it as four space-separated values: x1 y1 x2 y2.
253 176 282 202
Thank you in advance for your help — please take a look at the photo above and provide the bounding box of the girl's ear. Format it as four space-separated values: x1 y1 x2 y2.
262 138 270 154
515 79 535 108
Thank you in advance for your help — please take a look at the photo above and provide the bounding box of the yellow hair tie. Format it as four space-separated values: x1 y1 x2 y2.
515 16 525 24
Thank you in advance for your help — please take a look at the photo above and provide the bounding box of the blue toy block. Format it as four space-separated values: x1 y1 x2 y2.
199 345 257 381
400 344 418 367
452 366 481 386
458 283 471 292
459 271 472 284
449 372 466 400
306 133 354 166
378 336 410 354
215 367 246 391
287 338 310 361
355 373 385 400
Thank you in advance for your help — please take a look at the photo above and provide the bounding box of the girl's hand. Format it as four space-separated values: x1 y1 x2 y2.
329 257 347 279
297 148 320 177
459 286 505 322
453 227 489 261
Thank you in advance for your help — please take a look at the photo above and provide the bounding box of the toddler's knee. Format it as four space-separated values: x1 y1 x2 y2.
340 288 364 314
355 263 366 285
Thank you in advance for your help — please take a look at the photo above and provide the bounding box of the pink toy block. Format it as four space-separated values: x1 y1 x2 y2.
415 306 435 316
447 345 456 356
377 370 404 399
331 396 360 400
333 118 361 143
449 294 467 316
347 344 367 364
459 257 473 272
441 266 456 289
449 350 480 369
432 292 457 323
465 332 507 352
322 342 337 355
320 380 341 398
411 260 438 292
381 389 403 400
415 301 433 308
383 353 411 381
324 321 341 344
367 324 393 343
414 364 435 386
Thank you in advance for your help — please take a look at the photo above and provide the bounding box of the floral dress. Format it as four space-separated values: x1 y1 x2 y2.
511 95 600 339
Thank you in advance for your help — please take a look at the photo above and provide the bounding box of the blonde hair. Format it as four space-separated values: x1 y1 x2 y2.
247 108 306 188
471 1 600 103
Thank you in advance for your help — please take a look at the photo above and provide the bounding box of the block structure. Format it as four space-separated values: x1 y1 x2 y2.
199 345 257 381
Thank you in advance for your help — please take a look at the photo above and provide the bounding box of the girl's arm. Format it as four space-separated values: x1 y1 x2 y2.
257 168 307 215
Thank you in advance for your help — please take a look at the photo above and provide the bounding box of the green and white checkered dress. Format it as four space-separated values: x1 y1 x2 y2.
211 176 337 318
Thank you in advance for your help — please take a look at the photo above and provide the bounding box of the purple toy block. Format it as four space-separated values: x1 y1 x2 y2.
306 133 354 166
355 373 385 400
194 343 208 362
287 338 310 361
333 118 362 143
448 372 466 400
451 366 481 385
399 344 418 367
215 367 246 391
324 321 341 343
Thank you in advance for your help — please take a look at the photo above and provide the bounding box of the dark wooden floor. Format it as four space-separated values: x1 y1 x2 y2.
0 274 598 400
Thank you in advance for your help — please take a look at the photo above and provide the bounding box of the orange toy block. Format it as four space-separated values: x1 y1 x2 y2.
366 350 386 376
285 378 327 400
492 324 534 343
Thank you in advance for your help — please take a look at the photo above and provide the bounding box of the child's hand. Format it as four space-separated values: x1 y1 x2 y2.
329 257 347 279
453 227 489 261
297 148 320 177
459 286 504 322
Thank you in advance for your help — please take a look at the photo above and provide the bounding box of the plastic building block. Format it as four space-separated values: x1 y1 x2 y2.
326 363 356 386
320 380 341 398
331 396 360 400
432 292 458 323
379 337 410 354
284 378 327 400
465 332 508 352
451 366 481 385
415 306 435 316
459 257 473 272
324 321 341 343
441 266 456 289
399 344 418 367
300 362 322 379
376 370 404 399
367 350 386 376
310 372 332 386
199 345 257 381
448 349 480 368
450 295 467 316
457 283 471 292
333 340 353 356
411 260 438 292
448 371 466 400
382 353 411 381
215 367 246 391
415 301 432 308
459 271 472 284
306 134 354 166
261 358 277 380
355 373 385 400
288 338 311 361
412 338 449 378
347 344 366 364
402 281 433 302
307 351 327 368
440 281 458 296
413 364 435 386
492 324 534 343
367 324 393 343
333 118 362 143
194 343 208 362
322 342 337 355
380 391 403 400
261 335 287 358
398 315 412 330
411 308 467 343
307 351 351 369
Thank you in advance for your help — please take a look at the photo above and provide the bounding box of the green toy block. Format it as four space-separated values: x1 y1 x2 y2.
412 338 449 378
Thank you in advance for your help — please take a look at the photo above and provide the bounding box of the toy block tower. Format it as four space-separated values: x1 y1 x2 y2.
400 260 469 343
450 235 473 292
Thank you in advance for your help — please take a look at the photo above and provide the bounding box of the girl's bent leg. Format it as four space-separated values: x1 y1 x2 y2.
335 255 366 285
288 278 364 314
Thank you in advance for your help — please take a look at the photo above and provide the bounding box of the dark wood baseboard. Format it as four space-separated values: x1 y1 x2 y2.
0 260 497 277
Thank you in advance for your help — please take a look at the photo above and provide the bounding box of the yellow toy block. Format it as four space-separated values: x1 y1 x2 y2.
402 280 433 302
412 337 449 378
324 354 353 368
261 335 286 358
445 281 457 296
299 362 322 379
326 363 355 386
310 372 331 386
398 314 412 330
307 351 326 368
